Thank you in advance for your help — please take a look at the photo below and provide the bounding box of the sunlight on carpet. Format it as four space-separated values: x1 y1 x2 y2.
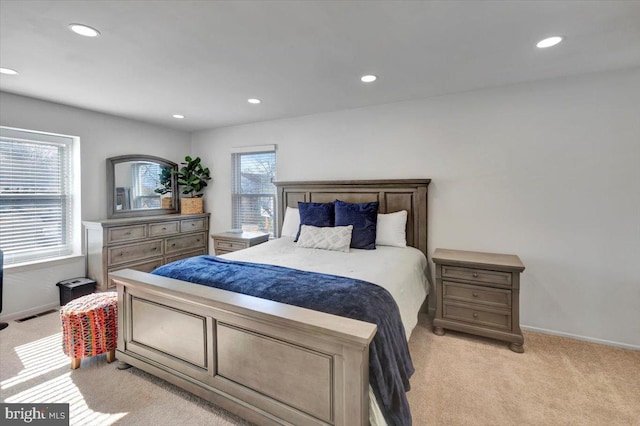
5 373 128 425
1 333 69 389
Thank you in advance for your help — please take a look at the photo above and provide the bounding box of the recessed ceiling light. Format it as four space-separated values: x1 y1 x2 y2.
0 67 19 75
361 75 377 83
248 98 261 104
69 23 101 37
536 36 563 48
172 114 185 119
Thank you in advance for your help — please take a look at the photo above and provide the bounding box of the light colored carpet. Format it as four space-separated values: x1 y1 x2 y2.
1 311 638 425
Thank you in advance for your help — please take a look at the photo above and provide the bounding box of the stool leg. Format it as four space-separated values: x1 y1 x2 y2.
106 350 116 363
71 358 81 370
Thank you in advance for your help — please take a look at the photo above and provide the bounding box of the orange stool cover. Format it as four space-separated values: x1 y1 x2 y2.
60 292 117 362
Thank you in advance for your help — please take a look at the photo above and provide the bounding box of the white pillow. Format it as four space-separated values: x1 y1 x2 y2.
296 225 353 253
281 207 300 238
376 210 407 247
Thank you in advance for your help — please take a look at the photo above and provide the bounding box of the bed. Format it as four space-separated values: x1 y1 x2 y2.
111 179 430 426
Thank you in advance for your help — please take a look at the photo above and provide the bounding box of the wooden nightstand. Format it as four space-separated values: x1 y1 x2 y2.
211 231 270 255
432 248 526 353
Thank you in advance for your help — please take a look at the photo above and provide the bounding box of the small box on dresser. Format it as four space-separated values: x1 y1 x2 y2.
212 231 270 255
84 213 209 291
432 248 526 353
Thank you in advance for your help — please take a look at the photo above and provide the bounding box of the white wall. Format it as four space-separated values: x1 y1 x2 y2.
192 68 640 348
0 92 190 319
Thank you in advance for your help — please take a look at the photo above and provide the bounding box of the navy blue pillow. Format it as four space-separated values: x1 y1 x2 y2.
296 202 335 241
334 200 378 250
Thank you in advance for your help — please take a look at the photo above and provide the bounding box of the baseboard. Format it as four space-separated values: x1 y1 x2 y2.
0 302 60 323
521 325 639 351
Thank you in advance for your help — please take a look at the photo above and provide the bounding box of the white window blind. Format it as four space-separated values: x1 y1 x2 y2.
0 128 75 265
131 162 162 209
231 146 276 236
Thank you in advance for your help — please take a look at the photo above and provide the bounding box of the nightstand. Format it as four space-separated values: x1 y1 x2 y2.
211 231 270 255
432 248 526 353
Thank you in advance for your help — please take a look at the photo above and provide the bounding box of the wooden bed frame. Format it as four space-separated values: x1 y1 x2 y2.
112 179 430 426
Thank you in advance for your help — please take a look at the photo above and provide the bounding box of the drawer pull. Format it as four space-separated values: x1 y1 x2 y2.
125 231 131 235
472 272 478 278
152 247 157 251
171 243 176 247
118 251 124 256
473 292 478 297
162 227 167 231
191 223 196 227
473 312 478 318
197 239 201 242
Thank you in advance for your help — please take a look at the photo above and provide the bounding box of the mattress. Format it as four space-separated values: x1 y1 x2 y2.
220 237 429 425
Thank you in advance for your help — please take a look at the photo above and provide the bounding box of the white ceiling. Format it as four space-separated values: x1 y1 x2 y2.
1 1 639 132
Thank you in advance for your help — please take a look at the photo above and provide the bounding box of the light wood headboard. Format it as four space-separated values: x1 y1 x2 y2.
275 179 431 257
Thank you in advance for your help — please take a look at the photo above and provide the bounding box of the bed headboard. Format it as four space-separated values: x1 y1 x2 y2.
274 179 430 257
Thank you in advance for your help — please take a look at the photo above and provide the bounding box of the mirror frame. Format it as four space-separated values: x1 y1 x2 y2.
106 154 179 219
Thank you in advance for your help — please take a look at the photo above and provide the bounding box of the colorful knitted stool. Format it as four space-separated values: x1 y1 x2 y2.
60 292 118 369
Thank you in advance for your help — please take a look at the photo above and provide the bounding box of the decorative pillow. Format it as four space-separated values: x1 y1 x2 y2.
295 201 335 241
334 200 378 250
296 225 353 252
280 207 300 238
376 210 408 248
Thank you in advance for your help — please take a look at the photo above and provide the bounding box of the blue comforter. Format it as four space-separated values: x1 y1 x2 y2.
152 255 414 425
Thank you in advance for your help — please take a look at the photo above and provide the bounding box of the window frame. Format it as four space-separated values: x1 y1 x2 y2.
0 126 81 267
231 145 277 237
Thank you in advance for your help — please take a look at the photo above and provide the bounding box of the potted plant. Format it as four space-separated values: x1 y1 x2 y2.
176 155 211 214
154 166 173 208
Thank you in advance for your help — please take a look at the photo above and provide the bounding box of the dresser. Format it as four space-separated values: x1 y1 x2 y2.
432 248 526 353
211 231 270 255
84 213 209 291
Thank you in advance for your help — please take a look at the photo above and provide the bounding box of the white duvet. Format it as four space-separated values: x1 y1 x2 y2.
220 237 428 425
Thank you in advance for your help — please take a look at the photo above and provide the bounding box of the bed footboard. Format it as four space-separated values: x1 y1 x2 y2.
111 269 376 426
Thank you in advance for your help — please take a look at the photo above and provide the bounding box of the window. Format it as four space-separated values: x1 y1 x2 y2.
0 127 79 266
131 162 162 209
231 145 276 236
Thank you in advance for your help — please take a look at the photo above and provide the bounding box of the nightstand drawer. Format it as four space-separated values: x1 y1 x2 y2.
443 281 511 309
443 302 511 330
214 249 234 256
107 225 147 244
441 265 512 287
108 240 163 266
214 239 248 252
149 221 180 237
166 233 206 254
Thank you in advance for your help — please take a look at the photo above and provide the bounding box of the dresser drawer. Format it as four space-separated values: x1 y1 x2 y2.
443 302 511 330
107 225 147 244
166 233 206 254
149 221 180 237
214 239 248 252
441 265 512 287
108 240 163 266
443 281 511 309
181 218 207 232
214 249 233 256
165 249 207 264
107 258 164 289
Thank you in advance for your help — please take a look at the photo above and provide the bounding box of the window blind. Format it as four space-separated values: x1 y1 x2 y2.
231 146 276 236
0 129 75 265
131 162 162 209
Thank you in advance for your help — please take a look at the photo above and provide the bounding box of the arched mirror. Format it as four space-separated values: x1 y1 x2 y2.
106 155 179 218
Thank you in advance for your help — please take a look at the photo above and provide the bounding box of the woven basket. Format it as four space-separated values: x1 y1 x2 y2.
181 198 203 214
161 197 172 209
